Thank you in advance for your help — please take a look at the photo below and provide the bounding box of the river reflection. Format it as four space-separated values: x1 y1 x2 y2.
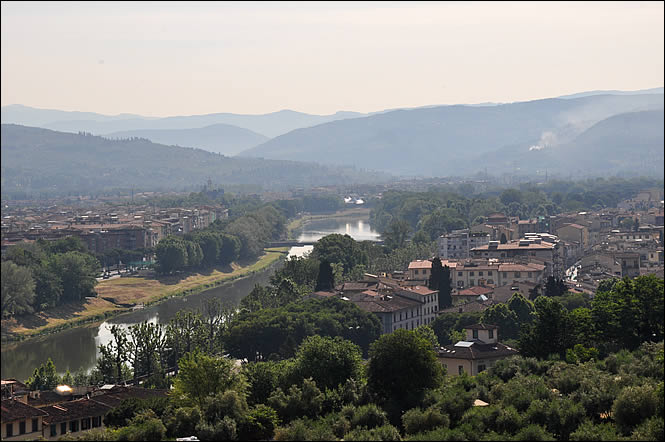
1 213 379 381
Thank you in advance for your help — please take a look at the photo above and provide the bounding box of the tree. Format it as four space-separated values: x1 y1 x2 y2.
292 335 363 391
311 234 368 275
314 260 335 292
128 321 166 382
382 219 411 250
172 351 246 408
519 297 575 359
544 276 567 298
482 303 519 339
367 329 443 408
155 236 188 274
26 358 60 391
438 265 453 309
98 324 130 384
47 251 100 302
1 261 35 318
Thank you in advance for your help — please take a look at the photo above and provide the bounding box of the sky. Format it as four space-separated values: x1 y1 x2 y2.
1 1 663 117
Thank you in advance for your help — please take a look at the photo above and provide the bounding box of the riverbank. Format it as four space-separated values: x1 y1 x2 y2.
1 247 289 343
287 206 371 238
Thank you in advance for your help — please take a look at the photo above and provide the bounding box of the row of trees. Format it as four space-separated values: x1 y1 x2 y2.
54 329 663 441
1 237 100 318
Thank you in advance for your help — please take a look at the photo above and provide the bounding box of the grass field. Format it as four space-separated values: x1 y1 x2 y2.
2 247 288 341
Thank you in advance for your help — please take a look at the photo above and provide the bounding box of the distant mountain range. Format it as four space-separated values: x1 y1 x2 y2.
1 105 366 138
0 124 390 198
106 124 269 156
2 86 663 182
238 93 664 178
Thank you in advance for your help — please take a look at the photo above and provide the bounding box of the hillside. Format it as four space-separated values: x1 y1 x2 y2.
555 110 664 176
0 125 389 198
106 123 269 156
238 94 664 177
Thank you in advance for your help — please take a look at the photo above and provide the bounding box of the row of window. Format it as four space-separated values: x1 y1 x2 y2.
5 419 39 437
457 271 533 278
49 416 102 437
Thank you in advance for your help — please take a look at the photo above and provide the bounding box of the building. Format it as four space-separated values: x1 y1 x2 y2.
436 324 518 376
352 291 424 334
555 223 590 250
471 236 563 278
41 398 111 440
438 229 490 260
407 260 433 281
1 399 48 441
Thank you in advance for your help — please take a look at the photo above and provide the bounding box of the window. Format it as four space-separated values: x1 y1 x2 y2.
458 365 464 375
92 417 101 428
70 420 79 433
469 271 474 276
478 364 487 373
514 272 521 278
82 418 90 431
414 269 419 275
50 424 57 437
19 420 26 435
473 329 478 339
6 423 13 438
488 271 493 276
32 418 38 433
503 272 507 278
458 272 463 276
489 329 494 339
61 422 67 435
528 272 532 278
470 280 475 286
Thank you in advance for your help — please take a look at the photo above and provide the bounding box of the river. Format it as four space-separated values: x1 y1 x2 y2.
1 212 379 381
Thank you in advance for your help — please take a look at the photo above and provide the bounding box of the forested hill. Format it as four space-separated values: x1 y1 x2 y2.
0 124 389 198
238 93 664 177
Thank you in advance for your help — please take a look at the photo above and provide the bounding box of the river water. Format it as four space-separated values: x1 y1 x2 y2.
1 212 380 381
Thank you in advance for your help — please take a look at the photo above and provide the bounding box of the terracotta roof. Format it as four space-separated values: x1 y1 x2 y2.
1 399 49 423
559 223 586 230
457 286 494 296
42 399 111 424
402 286 438 296
408 260 432 269
88 386 168 409
498 263 545 272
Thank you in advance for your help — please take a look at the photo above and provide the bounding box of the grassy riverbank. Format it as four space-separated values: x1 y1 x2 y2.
2 247 289 342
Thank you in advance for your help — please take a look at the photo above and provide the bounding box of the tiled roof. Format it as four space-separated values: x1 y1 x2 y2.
402 286 438 296
457 286 494 296
436 341 518 360
498 263 545 272
465 323 498 330
42 399 111 424
1 399 49 423
408 260 432 269
352 295 421 313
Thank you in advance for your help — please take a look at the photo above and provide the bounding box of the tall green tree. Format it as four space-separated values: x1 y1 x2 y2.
172 351 246 408
519 297 575 359
26 358 60 391
382 219 411 250
1 261 36 318
46 251 100 302
314 260 335 292
439 265 453 309
292 335 363 391
367 329 444 408
155 236 188 274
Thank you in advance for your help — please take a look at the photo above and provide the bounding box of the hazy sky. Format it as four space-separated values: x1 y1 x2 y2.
1 1 663 116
